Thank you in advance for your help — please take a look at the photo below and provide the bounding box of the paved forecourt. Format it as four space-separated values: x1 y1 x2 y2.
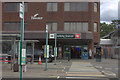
66 62 105 79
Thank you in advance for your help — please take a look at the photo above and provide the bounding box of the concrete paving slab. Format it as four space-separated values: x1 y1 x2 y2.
67 62 105 78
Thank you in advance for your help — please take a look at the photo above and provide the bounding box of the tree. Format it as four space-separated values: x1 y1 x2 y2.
111 20 120 25
100 22 115 38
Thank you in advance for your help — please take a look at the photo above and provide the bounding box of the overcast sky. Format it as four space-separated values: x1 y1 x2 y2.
100 0 120 24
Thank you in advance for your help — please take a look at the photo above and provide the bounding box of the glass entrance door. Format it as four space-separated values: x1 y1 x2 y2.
71 46 81 59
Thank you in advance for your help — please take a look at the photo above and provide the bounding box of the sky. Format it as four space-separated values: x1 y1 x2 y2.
100 0 120 24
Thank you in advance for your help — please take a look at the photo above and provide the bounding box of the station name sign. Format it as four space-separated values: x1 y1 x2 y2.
50 33 81 39
31 13 43 20
31 16 43 20
57 34 75 39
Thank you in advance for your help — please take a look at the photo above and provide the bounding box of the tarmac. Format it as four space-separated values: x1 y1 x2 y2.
1 58 119 80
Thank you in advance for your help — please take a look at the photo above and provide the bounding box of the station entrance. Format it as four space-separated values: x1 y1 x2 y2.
64 45 89 59
71 46 82 59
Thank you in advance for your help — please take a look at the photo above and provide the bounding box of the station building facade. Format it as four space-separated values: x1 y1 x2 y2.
2 1 100 60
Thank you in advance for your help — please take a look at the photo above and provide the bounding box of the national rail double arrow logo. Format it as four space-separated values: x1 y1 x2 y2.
75 34 80 39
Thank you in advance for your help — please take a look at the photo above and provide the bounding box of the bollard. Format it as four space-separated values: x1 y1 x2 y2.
5 56 8 64
39 56 42 64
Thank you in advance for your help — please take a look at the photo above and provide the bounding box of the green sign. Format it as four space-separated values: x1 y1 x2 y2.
21 49 26 65
57 34 75 39
57 34 81 39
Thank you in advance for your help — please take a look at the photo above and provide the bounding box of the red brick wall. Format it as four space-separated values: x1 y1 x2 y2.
2 2 100 46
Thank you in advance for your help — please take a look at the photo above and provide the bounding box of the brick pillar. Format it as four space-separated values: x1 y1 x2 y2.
88 41 94 59
88 41 94 50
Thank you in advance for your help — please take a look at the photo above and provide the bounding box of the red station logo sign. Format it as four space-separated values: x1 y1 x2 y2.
75 34 81 39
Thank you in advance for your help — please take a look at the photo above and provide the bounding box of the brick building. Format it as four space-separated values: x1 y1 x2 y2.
1 0 100 61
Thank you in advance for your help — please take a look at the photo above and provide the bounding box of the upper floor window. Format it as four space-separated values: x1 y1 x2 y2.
4 22 27 31
47 2 58 11
64 22 88 32
64 2 88 11
94 2 98 12
46 22 57 31
94 22 98 32
5 3 28 12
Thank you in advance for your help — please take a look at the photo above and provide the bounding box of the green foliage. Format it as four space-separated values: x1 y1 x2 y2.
100 22 115 38
112 20 120 24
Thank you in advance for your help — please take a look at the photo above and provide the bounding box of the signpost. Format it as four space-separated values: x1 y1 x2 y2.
49 33 57 65
45 25 48 71
19 1 24 80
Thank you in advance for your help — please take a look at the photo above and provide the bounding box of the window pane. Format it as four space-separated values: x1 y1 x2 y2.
76 3 82 11
77 22 82 32
94 3 97 12
52 23 57 31
4 22 27 31
64 22 88 32
5 3 17 12
70 3 76 11
47 3 57 11
65 2 88 11
5 3 28 12
24 3 28 12
64 3 70 11
52 3 57 11
47 23 52 31
47 3 52 11
71 22 76 32
64 23 70 31
81 2 88 11
2 42 11 54
82 22 88 32
46 22 57 31
94 23 97 32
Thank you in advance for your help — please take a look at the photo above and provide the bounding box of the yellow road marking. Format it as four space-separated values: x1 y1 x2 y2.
57 76 60 79
67 72 102 73
67 74 105 77
72 62 90 64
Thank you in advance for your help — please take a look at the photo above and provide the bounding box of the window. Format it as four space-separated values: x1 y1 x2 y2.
4 22 27 31
47 3 58 11
94 2 98 12
5 3 28 12
83 22 88 32
46 22 57 31
64 2 88 11
94 23 98 32
2 42 11 54
64 22 88 32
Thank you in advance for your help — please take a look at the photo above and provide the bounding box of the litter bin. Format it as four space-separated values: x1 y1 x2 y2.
96 54 101 62
96 47 101 62
66 54 70 61
13 63 19 72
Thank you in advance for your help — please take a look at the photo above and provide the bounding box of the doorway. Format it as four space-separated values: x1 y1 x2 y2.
71 46 81 59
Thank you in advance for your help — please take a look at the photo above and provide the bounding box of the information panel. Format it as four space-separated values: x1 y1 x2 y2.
44 45 49 58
